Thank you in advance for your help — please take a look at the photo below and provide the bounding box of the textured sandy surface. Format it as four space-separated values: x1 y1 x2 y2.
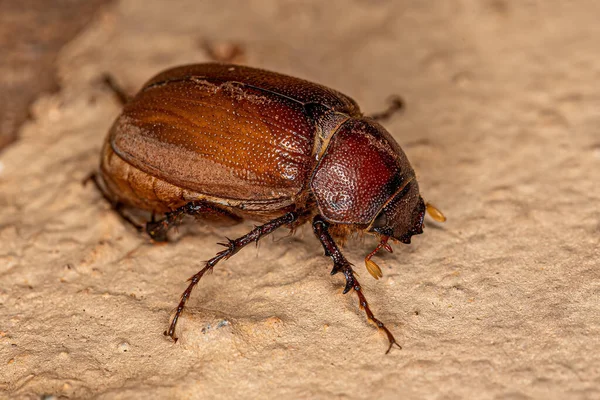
0 0 112 151
1 1 599 399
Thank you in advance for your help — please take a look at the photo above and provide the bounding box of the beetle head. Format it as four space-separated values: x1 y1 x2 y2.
311 117 426 243
367 178 426 243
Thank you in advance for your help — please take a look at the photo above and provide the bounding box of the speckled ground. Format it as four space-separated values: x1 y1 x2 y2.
1 1 599 399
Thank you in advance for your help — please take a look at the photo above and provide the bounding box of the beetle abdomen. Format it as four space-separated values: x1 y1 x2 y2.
100 136 302 216
109 73 316 204
100 139 197 213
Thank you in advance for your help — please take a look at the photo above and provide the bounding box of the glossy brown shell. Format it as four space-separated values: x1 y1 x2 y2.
100 63 361 215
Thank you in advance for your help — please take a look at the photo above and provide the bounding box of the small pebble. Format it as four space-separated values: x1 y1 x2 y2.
217 319 229 328
117 341 130 352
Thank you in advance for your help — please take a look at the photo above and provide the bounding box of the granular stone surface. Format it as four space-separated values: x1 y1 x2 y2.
0 1 598 399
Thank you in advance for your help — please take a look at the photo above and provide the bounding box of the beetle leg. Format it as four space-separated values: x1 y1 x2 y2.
312 215 401 354
146 201 237 242
101 74 131 105
200 39 246 63
145 207 186 242
84 172 144 232
367 95 404 122
166 211 298 341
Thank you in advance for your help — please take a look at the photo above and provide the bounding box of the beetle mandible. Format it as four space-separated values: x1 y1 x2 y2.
92 63 445 353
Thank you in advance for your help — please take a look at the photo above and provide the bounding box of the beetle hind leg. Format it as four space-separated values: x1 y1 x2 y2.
101 74 131 105
367 95 404 122
312 215 401 354
166 211 298 341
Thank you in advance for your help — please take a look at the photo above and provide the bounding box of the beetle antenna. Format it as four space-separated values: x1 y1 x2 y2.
425 203 446 222
364 236 392 280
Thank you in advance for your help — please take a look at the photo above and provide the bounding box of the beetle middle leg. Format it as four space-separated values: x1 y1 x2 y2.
145 201 240 242
312 215 401 354
368 95 404 122
166 211 298 341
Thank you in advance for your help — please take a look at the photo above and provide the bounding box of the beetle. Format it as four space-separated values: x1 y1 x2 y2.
92 63 445 353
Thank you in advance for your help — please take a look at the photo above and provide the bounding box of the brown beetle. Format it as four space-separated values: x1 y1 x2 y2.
93 63 445 353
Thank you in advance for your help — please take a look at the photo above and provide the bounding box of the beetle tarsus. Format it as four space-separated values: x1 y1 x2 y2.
166 211 299 340
312 215 401 354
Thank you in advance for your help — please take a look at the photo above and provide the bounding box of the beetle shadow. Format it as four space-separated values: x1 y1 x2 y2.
424 220 446 231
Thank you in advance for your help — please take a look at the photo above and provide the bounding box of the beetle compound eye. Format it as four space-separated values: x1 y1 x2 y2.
370 211 388 230
426 203 446 222
369 209 394 237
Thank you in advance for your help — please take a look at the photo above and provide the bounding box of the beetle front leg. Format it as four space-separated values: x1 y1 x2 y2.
166 211 298 341
312 215 401 354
